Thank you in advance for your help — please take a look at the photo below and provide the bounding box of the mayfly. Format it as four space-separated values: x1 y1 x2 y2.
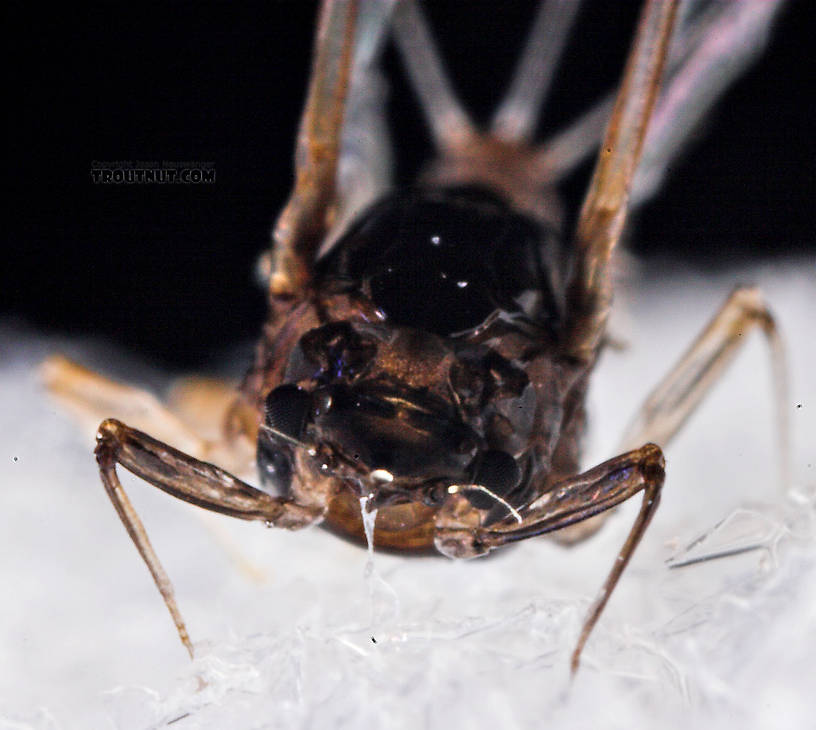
44 0 788 674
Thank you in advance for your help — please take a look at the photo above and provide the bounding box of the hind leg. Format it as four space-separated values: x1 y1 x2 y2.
618 286 788 486
555 285 787 546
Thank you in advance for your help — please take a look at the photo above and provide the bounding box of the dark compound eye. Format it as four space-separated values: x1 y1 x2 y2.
256 437 293 495
465 450 522 510
264 384 312 443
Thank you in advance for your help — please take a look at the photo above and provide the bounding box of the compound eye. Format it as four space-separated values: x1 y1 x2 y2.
256 437 292 495
264 385 311 443
465 450 521 510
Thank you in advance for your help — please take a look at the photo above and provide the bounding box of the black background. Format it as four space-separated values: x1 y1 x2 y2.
6 1 813 370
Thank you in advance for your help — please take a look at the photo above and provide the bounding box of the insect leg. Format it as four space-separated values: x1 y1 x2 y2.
43 356 275 583
391 0 475 150
270 0 359 297
491 0 583 143
632 0 786 206
164 375 243 443
95 418 324 657
534 2 785 190
42 355 209 456
323 0 398 253
436 443 665 674
563 0 678 363
41 354 259 469
618 286 788 484
534 93 615 183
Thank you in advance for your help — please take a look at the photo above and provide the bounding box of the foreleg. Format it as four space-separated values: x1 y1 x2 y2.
95 419 324 656
435 443 665 674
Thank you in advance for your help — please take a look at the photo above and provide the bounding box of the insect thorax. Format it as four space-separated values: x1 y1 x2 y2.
250 187 587 548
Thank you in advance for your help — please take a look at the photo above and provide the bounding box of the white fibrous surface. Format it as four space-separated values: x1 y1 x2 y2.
1 261 814 729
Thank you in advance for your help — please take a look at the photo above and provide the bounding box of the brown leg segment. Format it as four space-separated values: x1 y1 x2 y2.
619 286 788 485
564 0 679 362
41 355 207 456
95 418 324 657
435 443 665 675
270 0 359 297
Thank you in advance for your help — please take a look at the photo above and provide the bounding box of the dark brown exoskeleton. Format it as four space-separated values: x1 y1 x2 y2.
45 0 788 674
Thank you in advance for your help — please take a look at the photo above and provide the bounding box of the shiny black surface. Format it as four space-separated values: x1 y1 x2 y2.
316 188 561 338
256 434 293 496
